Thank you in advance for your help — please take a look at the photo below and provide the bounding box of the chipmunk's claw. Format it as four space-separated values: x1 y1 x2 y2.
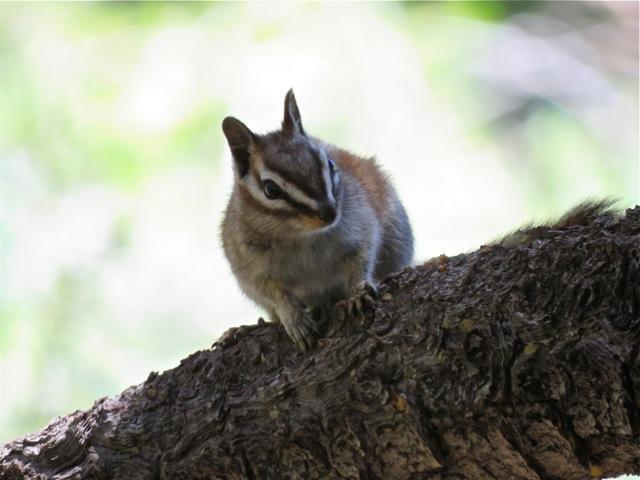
214 320 265 348
281 308 318 352
336 282 378 320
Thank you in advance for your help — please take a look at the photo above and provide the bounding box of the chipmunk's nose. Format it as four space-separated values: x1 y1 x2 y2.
318 203 337 224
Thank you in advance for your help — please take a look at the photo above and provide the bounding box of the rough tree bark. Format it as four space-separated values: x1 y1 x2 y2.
1 207 639 480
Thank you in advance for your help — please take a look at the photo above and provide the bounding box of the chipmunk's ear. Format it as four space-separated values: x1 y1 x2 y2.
222 116 259 178
282 89 305 136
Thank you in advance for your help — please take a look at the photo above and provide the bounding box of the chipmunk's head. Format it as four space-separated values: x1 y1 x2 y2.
222 90 340 237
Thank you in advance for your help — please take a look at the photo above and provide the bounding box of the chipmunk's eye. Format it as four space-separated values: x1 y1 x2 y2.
263 180 283 200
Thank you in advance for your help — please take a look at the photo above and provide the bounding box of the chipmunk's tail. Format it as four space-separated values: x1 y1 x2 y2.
553 198 619 228
493 198 619 247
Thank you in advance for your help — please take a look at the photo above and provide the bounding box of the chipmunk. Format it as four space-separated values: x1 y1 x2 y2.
220 90 414 350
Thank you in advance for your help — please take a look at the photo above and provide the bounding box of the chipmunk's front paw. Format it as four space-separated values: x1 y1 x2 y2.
281 308 318 351
336 282 378 320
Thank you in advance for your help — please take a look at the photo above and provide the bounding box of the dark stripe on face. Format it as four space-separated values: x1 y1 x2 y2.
310 149 331 194
280 190 317 217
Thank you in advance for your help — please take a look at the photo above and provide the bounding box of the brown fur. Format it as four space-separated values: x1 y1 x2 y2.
300 215 328 229
325 145 393 219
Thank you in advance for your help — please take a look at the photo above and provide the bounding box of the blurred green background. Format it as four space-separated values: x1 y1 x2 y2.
1 1 638 443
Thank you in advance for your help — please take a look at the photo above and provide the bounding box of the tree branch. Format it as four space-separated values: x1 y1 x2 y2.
2 207 639 480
